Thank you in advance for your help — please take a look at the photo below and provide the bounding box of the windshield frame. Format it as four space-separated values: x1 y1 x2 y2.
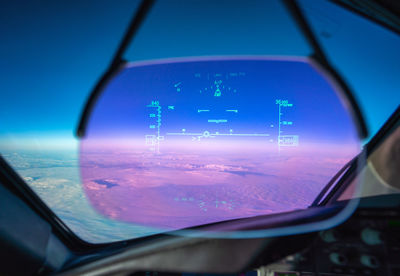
314 105 400 206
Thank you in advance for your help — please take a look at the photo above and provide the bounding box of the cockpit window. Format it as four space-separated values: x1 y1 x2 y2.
0 0 399 243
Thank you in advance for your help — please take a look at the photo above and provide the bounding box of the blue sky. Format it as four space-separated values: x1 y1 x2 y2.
0 0 399 149
86 58 359 147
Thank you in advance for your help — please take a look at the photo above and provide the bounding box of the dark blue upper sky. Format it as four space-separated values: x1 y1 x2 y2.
86 58 359 147
1 0 399 147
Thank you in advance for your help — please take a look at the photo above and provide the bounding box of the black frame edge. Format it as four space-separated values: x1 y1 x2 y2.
76 0 155 138
319 104 400 205
332 0 400 36
283 0 368 139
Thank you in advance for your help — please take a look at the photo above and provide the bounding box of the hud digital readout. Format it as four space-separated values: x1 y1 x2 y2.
80 58 360 230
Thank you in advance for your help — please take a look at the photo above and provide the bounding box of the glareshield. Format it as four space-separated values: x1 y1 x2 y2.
79 57 363 237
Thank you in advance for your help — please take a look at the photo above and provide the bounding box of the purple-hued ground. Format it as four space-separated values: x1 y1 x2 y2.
80 142 357 230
